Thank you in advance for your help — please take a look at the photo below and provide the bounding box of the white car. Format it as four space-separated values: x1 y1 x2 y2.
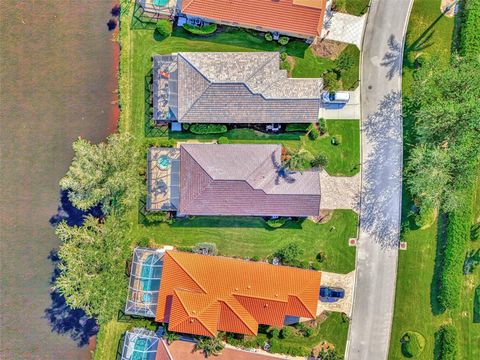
322 91 350 104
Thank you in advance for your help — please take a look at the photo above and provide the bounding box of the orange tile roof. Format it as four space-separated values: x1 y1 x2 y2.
181 0 327 38
156 251 321 337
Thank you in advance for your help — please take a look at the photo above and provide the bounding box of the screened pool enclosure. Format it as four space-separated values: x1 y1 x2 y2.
125 247 165 317
121 328 159 360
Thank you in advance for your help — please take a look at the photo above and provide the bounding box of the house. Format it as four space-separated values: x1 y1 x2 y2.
121 327 279 359
146 144 321 217
181 0 328 40
152 52 322 124
125 248 322 338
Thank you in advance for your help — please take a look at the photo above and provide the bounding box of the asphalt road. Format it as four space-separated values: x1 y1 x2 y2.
346 1 413 359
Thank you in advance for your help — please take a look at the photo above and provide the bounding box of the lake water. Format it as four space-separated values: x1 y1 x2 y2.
0 1 118 358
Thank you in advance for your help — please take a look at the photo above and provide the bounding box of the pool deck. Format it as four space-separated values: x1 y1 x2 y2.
147 148 180 211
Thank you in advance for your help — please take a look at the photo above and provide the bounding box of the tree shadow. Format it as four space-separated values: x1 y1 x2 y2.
359 91 403 249
49 190 102 227
381 35 404 80
430 211 447 315
111 4 121 17
44 250 98 347
474 285 480 323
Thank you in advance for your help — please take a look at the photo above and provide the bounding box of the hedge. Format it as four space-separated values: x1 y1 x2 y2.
285 123 310 132
474 286 480 323
438 190 474 309
437 325 457 360
460 0 480 61
156 19 172 37
183 23 217 35
189 124 228 134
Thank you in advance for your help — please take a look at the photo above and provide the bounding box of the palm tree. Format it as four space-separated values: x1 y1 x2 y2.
164 329 179 345
194 336 224 357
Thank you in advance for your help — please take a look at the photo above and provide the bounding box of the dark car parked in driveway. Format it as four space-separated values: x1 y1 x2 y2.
319 286 345 302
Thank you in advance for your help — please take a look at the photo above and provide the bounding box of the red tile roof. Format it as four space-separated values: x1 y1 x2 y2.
181 0 327 38
156 251 321 337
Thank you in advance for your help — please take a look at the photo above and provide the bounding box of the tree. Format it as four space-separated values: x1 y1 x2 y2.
164 329 180 345
194 336 224 357
406 59 480 211
285 147 314 171
317 349 344 360
53 215 130 324
156 19 172 38
59 133 143 214
274 243 303 266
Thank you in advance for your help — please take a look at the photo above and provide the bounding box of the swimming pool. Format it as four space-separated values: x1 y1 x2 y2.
153 0 169 7
156 155 171 170
140 254 162 302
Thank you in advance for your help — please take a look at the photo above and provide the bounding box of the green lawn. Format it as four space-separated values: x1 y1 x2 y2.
93 320 132 360
169 120 360 176
336 0 370 16
133 210 358 274
389 1 479 359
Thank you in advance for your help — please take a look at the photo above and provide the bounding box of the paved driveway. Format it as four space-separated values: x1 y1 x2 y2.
319 88 361 120
346 1 413 359
321 11 366 48
319 170 360 211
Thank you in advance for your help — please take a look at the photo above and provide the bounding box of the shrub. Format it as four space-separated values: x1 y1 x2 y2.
144 211 169 225
189 124 228 134
331 135 342 145
251 255 260 262
279 326 294 339
336 51 355 71
311 153 328 169
471 223 480 241
265 33 273 41
463 249 480 274
183 23 218 35
155 19 172 38
323 71 339 91
414 206 436 229
144 137 175 148
318 118 328 135
308 125 320 140
280 52 288 61
136 236 150 248
474 286 480 323
217 136 230 144
280 59 292 73
401 331 425 358
436 325 457 360
278 36 289 45
176 245 194 253
460 0 480 61
268 327 280 338
192 242 218 256
285 123 310 132
182 123 190 131
267 218 287 228
268 338 311 357
316 251 327 263
311 262 321 270
274 243 303 266
438 191 473 309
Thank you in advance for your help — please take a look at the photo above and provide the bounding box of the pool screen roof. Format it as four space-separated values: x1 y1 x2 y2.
125 248 165 318
121 328 160 360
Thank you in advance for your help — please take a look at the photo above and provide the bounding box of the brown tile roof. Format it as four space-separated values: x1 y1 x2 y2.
181 0 327 38
178 144 321 217
155 251 321 337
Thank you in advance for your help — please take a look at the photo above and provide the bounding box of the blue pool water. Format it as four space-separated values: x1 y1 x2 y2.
140 254 162 301
156 155 171 170
153 0 169 6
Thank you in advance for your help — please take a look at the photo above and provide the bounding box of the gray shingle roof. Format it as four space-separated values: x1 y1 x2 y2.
179 144 321 217
153 52 322 123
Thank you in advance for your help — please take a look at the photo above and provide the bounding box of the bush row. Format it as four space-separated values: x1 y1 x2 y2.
436 324 458 360
460 0 480 60
438 190 474 309
183 23 218 35
187 123 228 134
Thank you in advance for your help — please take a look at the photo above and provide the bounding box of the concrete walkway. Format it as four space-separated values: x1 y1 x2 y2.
319 88 361 119
346 1 413 359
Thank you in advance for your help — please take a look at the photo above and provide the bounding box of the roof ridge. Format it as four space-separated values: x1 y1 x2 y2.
177 54 211 120
233 292 288 303
179 147 215 211
243 53 278 88
220 299 258 335
245 147 279 190
166 251 208 294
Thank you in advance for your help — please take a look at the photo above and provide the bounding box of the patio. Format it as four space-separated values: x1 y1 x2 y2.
152 55 178 122
146 147 180 211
